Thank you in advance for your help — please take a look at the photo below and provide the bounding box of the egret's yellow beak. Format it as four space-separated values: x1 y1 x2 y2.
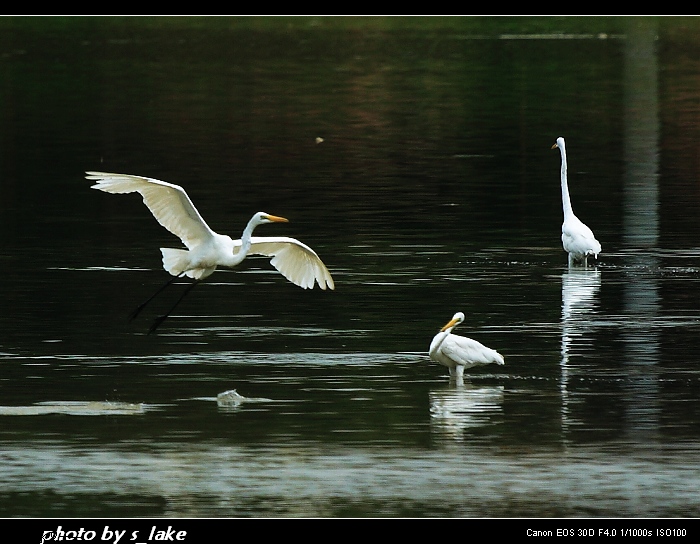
551 143 558 149
265 214 289 223
441 318 460 332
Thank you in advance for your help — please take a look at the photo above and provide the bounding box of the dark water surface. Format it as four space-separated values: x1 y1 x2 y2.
2 17 700 518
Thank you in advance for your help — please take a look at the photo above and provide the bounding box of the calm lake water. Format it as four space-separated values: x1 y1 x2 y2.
2 16 700 518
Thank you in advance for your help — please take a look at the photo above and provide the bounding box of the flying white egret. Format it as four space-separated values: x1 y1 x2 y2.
552 137 602 267
87 171 335 332
429 312 504 383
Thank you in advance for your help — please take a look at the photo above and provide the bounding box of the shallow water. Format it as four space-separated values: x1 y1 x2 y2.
2 17 700 518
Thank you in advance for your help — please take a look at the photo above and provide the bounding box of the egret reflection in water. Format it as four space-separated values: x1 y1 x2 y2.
429 384 505 442
560 267 602 437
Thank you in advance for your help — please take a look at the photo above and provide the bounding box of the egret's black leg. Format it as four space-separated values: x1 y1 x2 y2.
147 280 200 334
129 273 184 322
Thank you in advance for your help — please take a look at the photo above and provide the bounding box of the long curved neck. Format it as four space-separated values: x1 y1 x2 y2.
559 144 574 220
228 217 260 266
429 330 450 357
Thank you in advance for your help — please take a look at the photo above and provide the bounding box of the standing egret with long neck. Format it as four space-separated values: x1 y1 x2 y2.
552 137 601 267
429 312 504 384
88 172 334 333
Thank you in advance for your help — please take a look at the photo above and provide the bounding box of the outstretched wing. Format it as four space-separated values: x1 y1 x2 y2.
87 171 215 249
242 236 335 290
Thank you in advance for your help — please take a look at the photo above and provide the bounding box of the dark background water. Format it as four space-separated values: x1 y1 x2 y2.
2 16 700 518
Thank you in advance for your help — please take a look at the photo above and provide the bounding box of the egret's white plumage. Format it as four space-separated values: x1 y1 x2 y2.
88 171 334 332
552 137 601 267
87 172 334 289
429 312 504 382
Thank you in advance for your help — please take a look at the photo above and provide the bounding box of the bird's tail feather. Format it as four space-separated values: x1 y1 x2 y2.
161 248 190 277
160 248 214 280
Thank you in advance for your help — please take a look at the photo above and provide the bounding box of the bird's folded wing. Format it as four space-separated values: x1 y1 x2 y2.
87 172 215 249
441 335 499 366
248 237 335 290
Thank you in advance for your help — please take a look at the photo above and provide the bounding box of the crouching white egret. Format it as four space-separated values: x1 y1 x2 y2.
429 312 504 383
552 137 602 267
87 171 335 333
